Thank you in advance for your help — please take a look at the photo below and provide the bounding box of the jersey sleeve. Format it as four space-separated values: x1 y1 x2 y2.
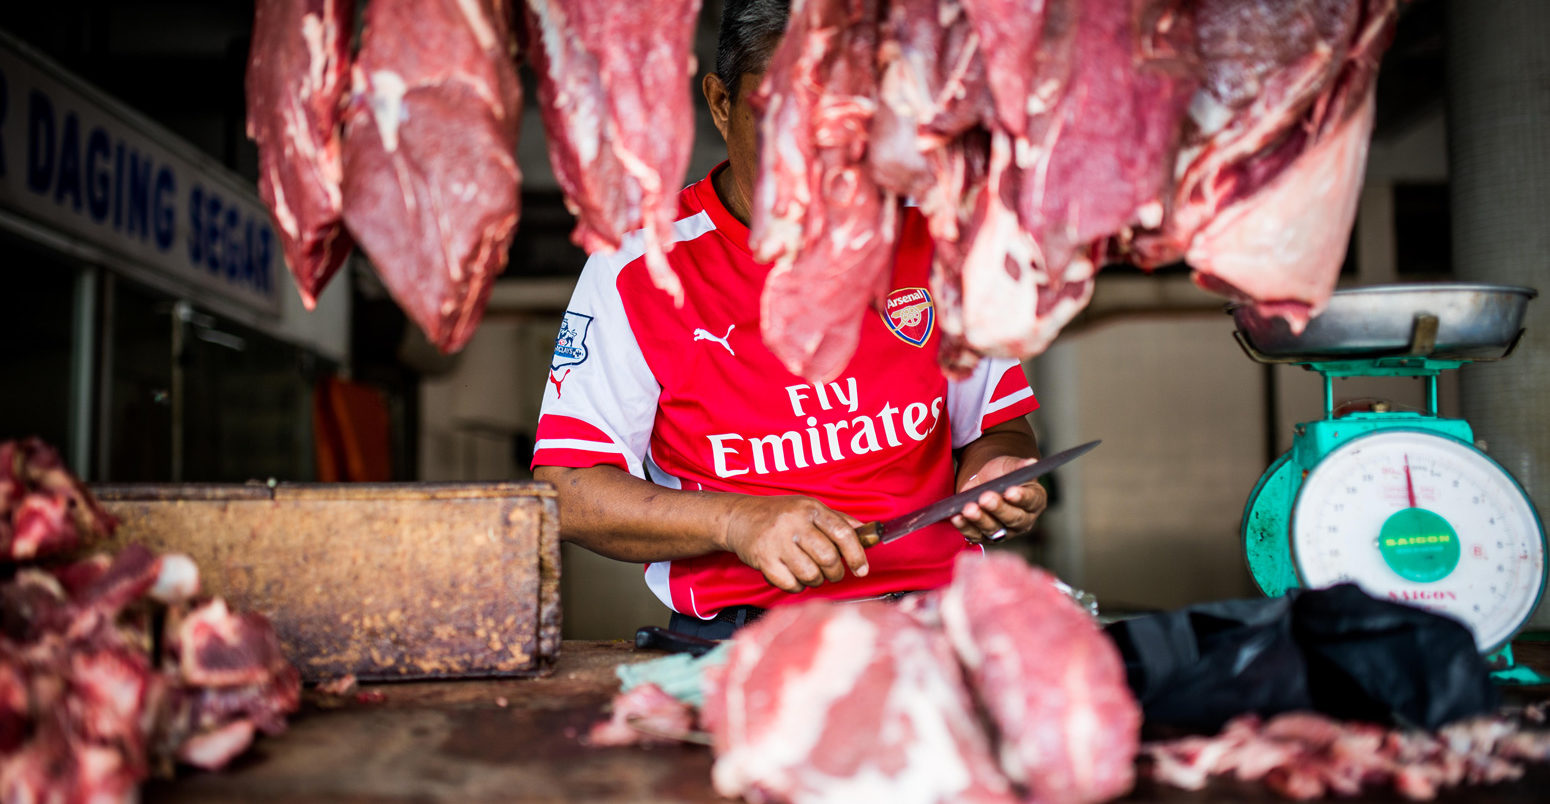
531 254 661 478
946 357 1040 449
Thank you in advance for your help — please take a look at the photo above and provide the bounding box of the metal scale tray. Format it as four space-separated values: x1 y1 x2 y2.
1231 283 1536 363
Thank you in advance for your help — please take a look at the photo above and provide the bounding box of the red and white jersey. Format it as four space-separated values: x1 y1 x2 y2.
533 165 1039 618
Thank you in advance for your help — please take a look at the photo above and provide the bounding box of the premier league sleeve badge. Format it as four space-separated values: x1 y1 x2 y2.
552 311 594 370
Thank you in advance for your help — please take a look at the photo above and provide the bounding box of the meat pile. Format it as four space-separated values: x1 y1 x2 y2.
1 438 119 560
247 0 701 351
0 439 300 802
752 0 1400 380
1144 711 1550 801
699 552 1139 804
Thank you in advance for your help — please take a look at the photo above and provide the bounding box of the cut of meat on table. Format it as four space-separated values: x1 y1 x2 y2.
751 0 899 383
1144 711 1550 801
246 0 355 309
702 600 1016 804
587 682 698 747
525 0 702 306
159 599 302 770
1124 0 1400 332
938 552 1142 804
340 0 524 353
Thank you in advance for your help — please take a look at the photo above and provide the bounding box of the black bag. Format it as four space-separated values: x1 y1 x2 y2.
1103 584 1498 734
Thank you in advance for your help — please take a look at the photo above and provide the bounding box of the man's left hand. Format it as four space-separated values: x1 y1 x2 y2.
950 455 1049 544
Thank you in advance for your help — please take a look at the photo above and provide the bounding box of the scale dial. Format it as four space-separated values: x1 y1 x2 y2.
1291 429 1547 652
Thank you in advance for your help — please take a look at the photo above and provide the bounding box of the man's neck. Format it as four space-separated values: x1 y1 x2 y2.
712 163 752 226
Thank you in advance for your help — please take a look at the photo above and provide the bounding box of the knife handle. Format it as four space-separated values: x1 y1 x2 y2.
856 522 883 548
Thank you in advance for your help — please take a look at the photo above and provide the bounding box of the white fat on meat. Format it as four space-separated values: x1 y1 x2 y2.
366 69 409 153
962 135 1042 355
149 553 200 604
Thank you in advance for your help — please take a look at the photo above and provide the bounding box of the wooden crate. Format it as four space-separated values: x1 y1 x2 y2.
90 482 561 681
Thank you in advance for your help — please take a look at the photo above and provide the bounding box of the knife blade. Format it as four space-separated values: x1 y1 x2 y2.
856 440 1100 548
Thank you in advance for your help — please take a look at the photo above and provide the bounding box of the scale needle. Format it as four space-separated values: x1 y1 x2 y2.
1404 454 1417 508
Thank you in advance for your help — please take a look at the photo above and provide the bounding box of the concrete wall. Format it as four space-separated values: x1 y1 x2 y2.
1030 314 1265 610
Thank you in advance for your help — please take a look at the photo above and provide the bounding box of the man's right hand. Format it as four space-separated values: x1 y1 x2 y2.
719 495 870 593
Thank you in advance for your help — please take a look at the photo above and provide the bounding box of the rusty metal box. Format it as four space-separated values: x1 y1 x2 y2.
90 482 561 682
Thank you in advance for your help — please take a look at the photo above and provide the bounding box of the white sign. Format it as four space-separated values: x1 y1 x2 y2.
0 35 282 315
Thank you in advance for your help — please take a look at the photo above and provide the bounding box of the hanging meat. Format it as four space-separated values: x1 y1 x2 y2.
1124 0 1398 330
246 0 356 309
868 0 986 242
245 0 1402 368
525 0 703 305
751 0 899 383
339 0 525 353
750 0 1398 377
702 600 1017 804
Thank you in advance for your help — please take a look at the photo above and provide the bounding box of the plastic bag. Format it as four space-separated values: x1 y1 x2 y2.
1103 584 1498 734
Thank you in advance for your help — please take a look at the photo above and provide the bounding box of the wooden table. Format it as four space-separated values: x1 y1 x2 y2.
145 641 1550 803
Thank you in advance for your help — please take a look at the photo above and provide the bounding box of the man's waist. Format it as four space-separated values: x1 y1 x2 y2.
710 589 922 626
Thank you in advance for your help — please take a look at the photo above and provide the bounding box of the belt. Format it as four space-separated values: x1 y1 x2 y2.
712 590 921 626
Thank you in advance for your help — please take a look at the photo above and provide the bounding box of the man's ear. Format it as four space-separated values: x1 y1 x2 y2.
703 72 733 141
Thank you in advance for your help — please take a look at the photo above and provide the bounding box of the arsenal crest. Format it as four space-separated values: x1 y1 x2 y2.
881 287 934 347
552 311 594 370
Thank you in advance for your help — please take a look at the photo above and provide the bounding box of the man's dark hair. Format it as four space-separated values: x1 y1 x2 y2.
715 0 790 102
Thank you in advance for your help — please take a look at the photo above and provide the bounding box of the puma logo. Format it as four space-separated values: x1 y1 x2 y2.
693 324 736 356
548 369 571 398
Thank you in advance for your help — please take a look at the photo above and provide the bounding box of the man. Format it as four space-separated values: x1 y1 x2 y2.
533 0 1046 639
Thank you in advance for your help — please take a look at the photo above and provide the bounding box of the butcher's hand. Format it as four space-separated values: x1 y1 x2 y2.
950 455 1049 544
720 496 870 593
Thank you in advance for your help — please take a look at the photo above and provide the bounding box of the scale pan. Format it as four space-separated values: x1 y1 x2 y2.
1232 283 1535 361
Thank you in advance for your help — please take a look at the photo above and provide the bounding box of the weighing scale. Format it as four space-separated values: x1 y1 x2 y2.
1233 284 1547 679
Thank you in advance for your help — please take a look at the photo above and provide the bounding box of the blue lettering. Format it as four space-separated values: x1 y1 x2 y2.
85 127 111 222
188 183 204 265
126 150 150 240
112 142 124 229
54 112 82 211
241 217 259 289
26 90 54 194
255 226 273 293
204 193 222 273
153 166 175 250
223 205 240 280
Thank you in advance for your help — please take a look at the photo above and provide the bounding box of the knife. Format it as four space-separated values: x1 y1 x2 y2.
856 440 1100 548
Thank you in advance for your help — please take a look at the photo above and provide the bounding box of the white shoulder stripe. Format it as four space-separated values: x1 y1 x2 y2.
597 211 718 276
533 438 627 454
985 386 1035 415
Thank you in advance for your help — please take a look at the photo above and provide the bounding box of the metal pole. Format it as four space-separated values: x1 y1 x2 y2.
171 300 188 482
95 273 116 480
68 267 99 477
1446 1 1550 628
